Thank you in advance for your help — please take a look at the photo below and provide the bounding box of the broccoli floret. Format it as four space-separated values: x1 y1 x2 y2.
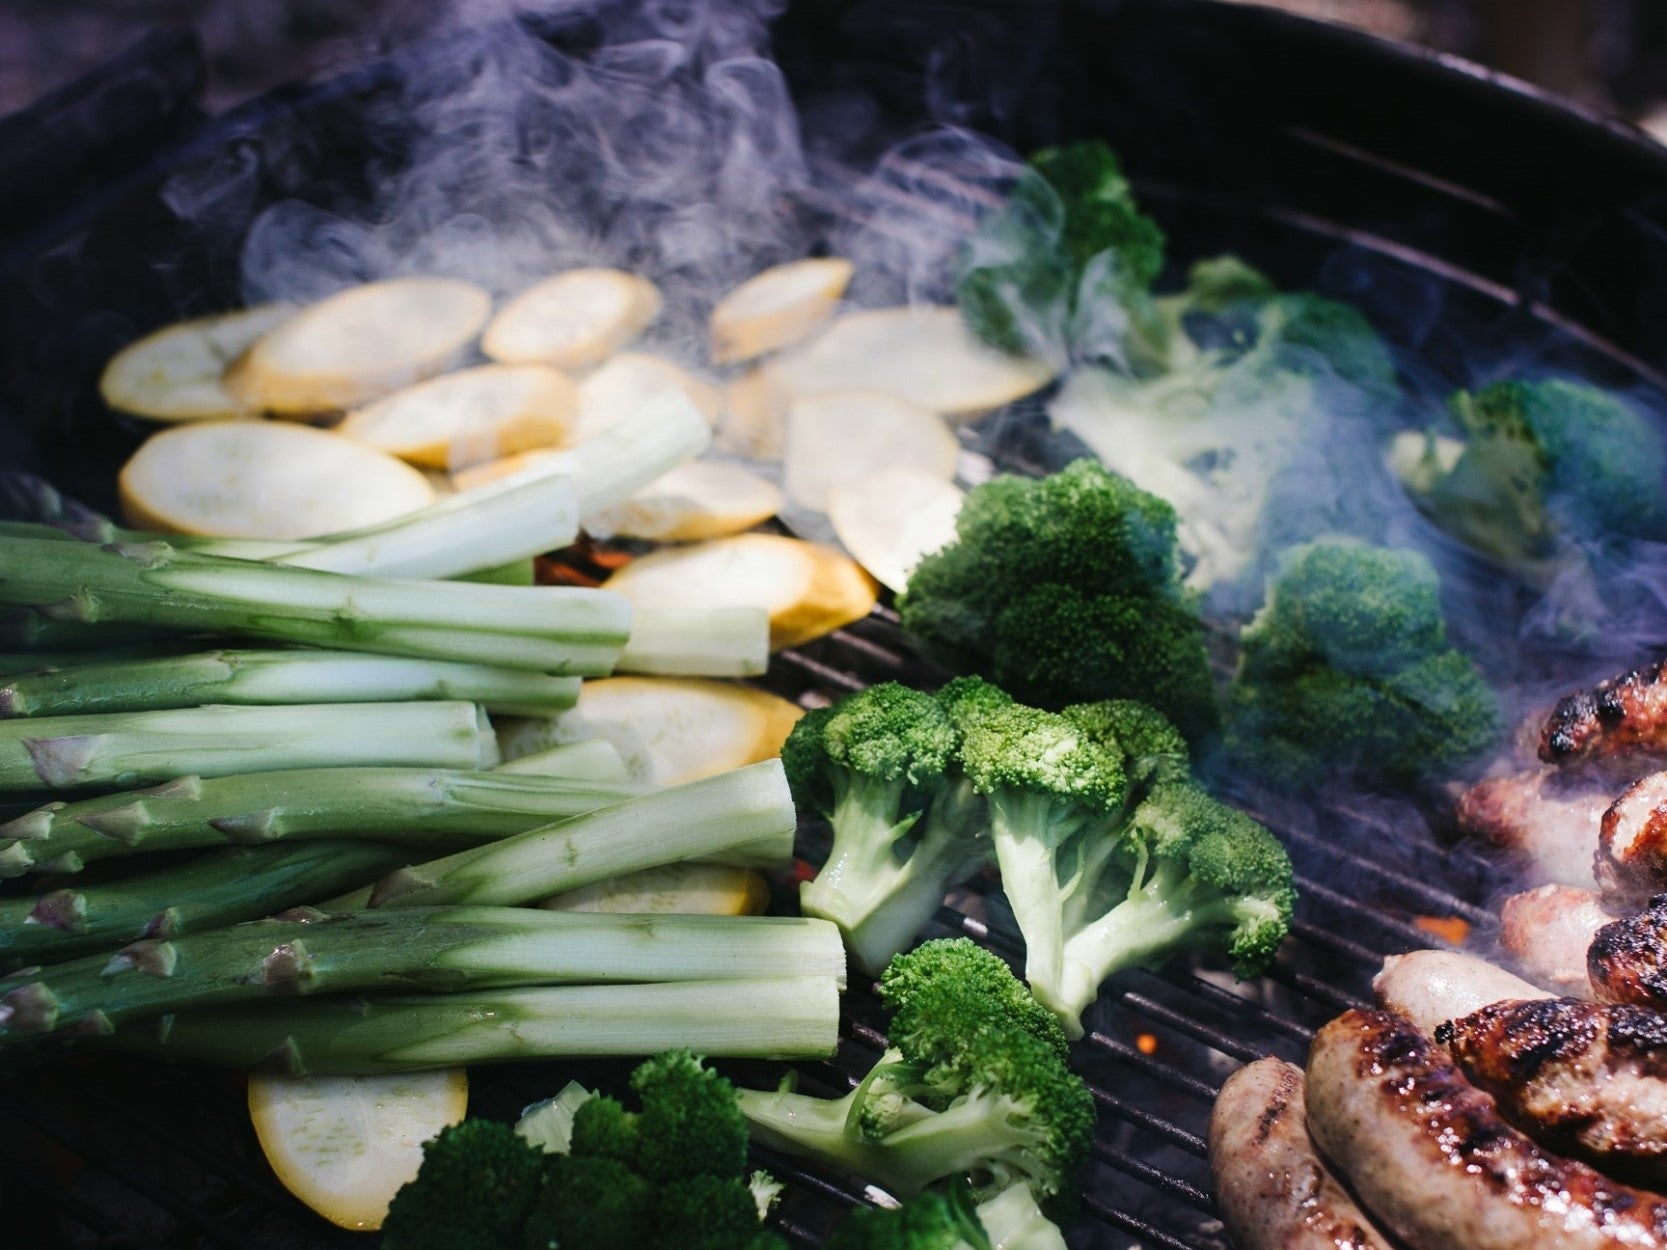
1059 699 1190 789
1051 260 1400 598
568 1094 639 1166
788 683 990 976
1392 377 1667 571
382 1120 548 1250
736 940 1095 1206
956 695 1292 1036
1223 541 1500 788
520 1153 653 1250
630 1048 749 1184
878 937 1068 1062
657 1173 768 1250
825 1186 992 1250
898 459 1217 742
958 140 1167 370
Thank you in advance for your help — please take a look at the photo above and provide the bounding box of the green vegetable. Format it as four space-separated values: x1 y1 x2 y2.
0 700 493 793
951 686 1293 1037
0 765 639 879
1390 377 1667 571
1223 540 1500 788
0 840 407 969
0 535 630 674
112 977 841 1072
825 1186 991 1250
736 939 1095 1206
898 459 1217 743
0 648 580 719
957 139 1167 371
784 682 989 975
383 1119 548 1250
328 759 796 910
0 908 846 1043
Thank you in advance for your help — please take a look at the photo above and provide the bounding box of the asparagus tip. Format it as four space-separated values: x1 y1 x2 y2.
25 890 86 934
0 684 21 718
104 940 178 979
146 775 204 801
22 734 104 788
260 940 318 994
141 907 181 940
78 800 153 845
0 982 60 1035
0 802 63 841
367 866 437 908
0 842 36 878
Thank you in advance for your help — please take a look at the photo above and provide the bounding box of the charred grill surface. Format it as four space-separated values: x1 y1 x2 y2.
1437 997 1667 1184
1306 1008 1667 1250
1542 660 1667 766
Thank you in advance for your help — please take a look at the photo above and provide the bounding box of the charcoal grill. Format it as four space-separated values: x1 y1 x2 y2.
4 2 1667 1246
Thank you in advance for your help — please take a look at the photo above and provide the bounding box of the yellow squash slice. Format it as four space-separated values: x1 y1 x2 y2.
602 533 877 650
224 278 491 414
482 268 661 371
249 1068 468 1231
99 304 296 422
709 258 853 364
572 352 723 442
119 420 435 539
540 862 770 915
586 459 783 542
828 468 965 593
498 675 802 788
784 390 959 511
339 363 578 470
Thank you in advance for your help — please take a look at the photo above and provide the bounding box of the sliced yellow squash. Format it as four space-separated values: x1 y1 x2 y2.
223 278 491 414
482 269 661 371
586 459 783 542
602 533 877 650
540 862 770 915
709 258 853 364
248 1068 467 1231
497 675 802 788
784 390 959 511
572 352 723 442
119 420 435 539
338 363 578 470
828 468 965 592
99 304 296 422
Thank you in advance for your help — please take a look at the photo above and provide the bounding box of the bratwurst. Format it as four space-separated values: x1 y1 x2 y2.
1208 1057 1394 1250
1305 1008 1667 1250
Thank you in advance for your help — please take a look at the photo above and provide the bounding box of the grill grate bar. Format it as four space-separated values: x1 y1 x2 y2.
1265 960 1371 1012
1297 876 1457 952
1085 1194 1215 1250
1089 1086 1210 1157
1113 990 1270 1065
0 1088 252 1249
1085 1031 1222 1101
1092 1141 1216 1211
1271 819 1496 926
1287 916 1387 966
1139 968 1317 1046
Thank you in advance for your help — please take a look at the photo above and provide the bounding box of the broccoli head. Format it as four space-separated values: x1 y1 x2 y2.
1059 699 1190 789
382 1119 548 1250
825 1186 992 1250
736 939 1095 1206
957 139 1167 370
788 683 990 976
1391 377 1667 573
1223 540 1500 788
656 1173 770 1250
898 459 1218 742
629 1048 749 1183
520 1154 653 1250
567 1093 639 1165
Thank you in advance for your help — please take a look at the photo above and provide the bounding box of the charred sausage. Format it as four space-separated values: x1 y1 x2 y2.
1456 769 1609 889
1589 895 1667 1012
1208 1057 1394 1250
1597 772 1667 902
1500 884 1612 996
1542 658 1667 765
1306 1008 1667 1250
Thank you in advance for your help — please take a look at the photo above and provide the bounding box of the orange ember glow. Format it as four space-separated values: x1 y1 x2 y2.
1135 1033 1158 1056
1413 915 1471 946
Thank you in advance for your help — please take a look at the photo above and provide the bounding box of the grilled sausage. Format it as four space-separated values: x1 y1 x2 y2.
1208 1057 1394 1250
1542 658 1667 765
1305 1008 1667 1250
1373 949 1548 1035
1437 997 1667 1186
1455 769 1609 889
1499 884 1612 997
1596 772 1667 902
1589 895 1667 1012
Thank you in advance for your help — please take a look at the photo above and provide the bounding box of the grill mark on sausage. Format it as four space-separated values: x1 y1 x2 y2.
1542 659 1667 765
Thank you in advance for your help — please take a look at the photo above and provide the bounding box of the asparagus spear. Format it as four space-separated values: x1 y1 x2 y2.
0 840 410 968
0 648 580 718
112 977 840 1072
0 536 630 674
491 738 630 782
0 908 846 1041
331 758 796 910
615 606 769 678
0 701 495 794
0 765 637 877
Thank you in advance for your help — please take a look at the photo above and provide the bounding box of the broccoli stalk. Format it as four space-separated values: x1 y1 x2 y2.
956 691 1293 1038
737 940 1094 1206
785 684 989 975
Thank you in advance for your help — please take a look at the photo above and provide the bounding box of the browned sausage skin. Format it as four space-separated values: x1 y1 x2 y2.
1589 896 1667 1012
1305 1008 1667 1250
1208 1057 1393 1250
1437 997 1667 1186
1456 769 1609 889
1597 773 1667 902
1542 659 1667 765
1499 884 1612 996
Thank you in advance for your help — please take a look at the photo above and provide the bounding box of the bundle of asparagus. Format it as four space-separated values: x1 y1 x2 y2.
0 393 844 1071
